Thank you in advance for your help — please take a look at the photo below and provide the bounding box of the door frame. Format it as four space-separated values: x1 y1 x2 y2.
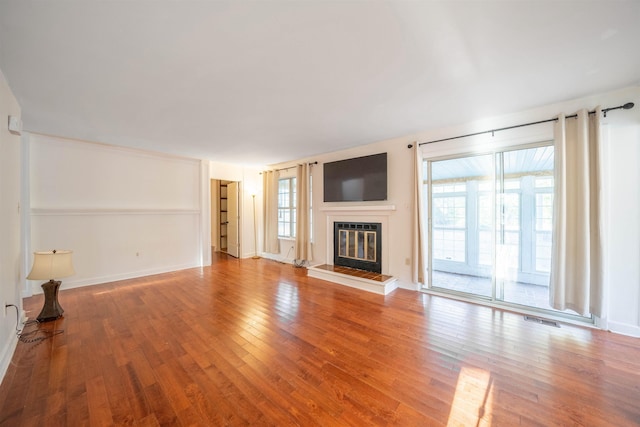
421 142 592 323
210 179 241 258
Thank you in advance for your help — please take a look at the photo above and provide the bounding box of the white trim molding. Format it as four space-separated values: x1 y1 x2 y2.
30 208 200 216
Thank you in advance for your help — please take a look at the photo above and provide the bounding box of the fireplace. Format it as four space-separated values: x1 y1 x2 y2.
333 222 382 273
307 207 396 295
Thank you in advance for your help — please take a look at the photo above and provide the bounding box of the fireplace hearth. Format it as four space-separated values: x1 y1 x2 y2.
333 222 382 273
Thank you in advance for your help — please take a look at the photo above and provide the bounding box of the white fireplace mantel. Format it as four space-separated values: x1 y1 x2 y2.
320 205 396 214
321 205 395 276
311 205 398 295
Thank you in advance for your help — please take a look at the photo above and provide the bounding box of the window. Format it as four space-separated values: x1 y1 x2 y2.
278 177 296 238
432 183 466 262
277 175 313 240
534 177 554 272
478 190 492 266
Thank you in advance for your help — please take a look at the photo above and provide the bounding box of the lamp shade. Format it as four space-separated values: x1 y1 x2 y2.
27 250 75 280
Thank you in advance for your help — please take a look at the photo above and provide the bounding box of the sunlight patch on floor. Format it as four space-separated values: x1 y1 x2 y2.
447 366 494 426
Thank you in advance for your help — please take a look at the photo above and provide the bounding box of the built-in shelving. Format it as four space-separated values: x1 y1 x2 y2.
220 182 228 252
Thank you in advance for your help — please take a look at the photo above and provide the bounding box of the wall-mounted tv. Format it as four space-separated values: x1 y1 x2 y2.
323 153 387 202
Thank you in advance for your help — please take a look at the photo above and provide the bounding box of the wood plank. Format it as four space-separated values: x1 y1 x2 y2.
0 253 639 426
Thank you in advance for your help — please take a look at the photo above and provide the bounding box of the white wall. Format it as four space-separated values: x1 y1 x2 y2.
601 103 640 336
27 134 204 293
268 142 416 284
0 70 22 381
272 85 640 336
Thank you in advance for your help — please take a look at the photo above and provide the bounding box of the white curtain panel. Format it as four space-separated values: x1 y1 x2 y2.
262 170 280 254
412 144 427 284
550 108 603 317
295 163 312 262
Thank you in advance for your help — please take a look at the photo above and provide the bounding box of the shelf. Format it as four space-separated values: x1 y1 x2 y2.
219 181 231 253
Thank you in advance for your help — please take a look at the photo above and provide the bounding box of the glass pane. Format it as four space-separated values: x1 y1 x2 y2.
339 230 347 257
357 232 365 259
430 154 493 298
504 179 520 190
347 231 356 258
535 177 554 188
426 144 582 317
291 177 297 206
503 193 520 231
536 193 553 231
478 230 492 266
433 196 466 228
366 232 376 261
500 145 557 311
277 177 297 237
536 232 552 272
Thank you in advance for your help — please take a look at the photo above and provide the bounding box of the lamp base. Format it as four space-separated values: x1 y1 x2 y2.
37 280 64 322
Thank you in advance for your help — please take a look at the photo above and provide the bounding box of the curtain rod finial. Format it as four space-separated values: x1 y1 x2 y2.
623 102 634 110
407 144 413 149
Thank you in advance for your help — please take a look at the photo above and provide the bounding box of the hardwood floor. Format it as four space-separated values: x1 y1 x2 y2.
1 254 639 426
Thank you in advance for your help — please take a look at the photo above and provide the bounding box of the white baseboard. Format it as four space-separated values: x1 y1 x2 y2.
606 321 640 338
259 252 295 265
28 263 201 294
0 333 18 387
396 279 420 291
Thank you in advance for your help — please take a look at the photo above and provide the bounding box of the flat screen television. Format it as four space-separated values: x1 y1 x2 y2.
323 153 387 202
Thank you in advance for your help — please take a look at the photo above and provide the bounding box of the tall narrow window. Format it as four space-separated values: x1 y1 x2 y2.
477 181 493 266
432 183 467 262
278 177 296 238
534 177 554 273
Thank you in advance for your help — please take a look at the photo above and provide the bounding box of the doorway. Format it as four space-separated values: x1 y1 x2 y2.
211 179 240 258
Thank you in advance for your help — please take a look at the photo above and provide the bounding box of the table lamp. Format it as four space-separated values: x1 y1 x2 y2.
26 249 75 322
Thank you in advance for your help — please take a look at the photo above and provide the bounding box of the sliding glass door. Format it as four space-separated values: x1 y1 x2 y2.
498 147 554 308
430 154 494 298
425 143 574 315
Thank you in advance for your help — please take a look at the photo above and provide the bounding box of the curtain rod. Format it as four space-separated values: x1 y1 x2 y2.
261 161 317 174
274 161 317 172
410 102 635 148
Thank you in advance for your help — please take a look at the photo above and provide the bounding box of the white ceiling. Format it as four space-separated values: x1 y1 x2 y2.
1 1 639 166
